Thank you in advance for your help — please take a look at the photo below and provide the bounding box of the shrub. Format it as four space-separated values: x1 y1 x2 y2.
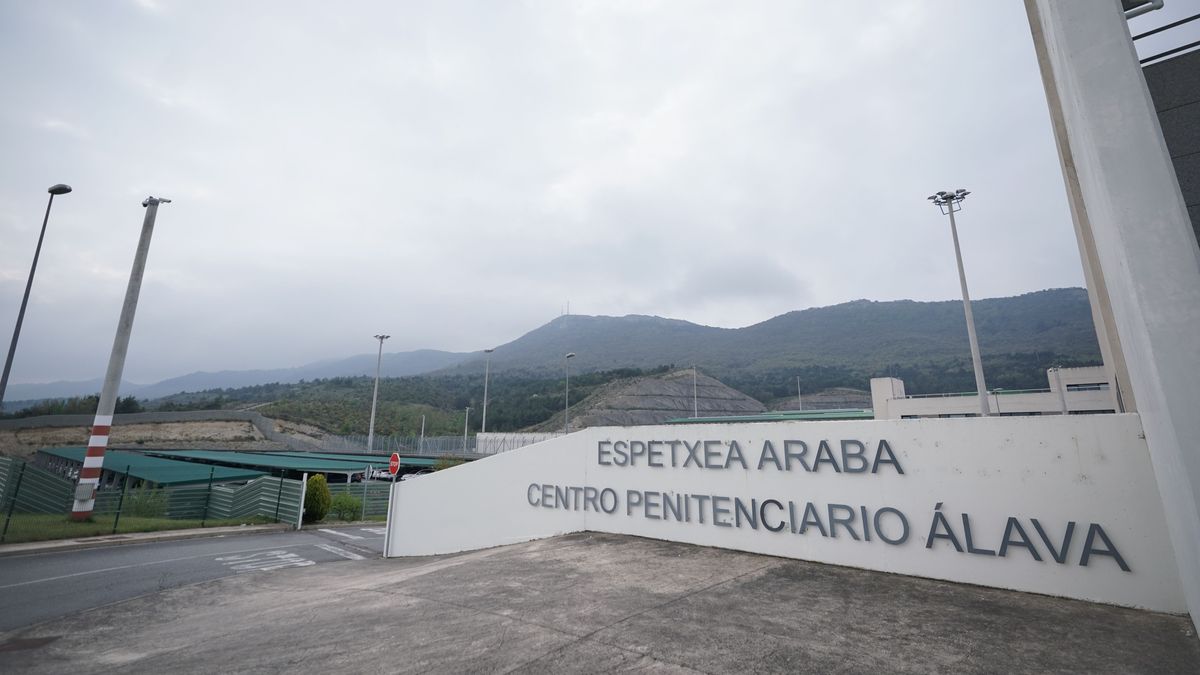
303 474 331 523
330 494 362 521
125 486 167 518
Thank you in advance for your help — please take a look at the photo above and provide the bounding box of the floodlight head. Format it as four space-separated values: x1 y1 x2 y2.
565 352 576 359
937 191 948 197
484 348 495 353
48 184 72 195
374 334 391 340
141 196 172 207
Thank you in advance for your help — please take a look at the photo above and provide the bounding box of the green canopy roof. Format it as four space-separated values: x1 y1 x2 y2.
40 447 265 486
143 449 388 474
258 451 442 468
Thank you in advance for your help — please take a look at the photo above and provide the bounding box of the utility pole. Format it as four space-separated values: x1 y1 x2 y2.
796 376 803 411
462 407 471 452
71 196 170 521
367 334 390 452
928 189 990 416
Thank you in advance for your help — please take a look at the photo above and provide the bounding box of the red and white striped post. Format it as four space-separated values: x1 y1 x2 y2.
70 196 170 520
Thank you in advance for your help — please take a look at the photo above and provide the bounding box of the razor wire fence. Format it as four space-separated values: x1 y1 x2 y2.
319 432 562 457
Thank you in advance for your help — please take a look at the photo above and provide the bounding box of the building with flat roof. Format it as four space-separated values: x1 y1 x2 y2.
870 365 1116 420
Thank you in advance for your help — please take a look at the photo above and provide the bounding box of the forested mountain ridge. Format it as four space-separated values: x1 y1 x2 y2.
440 288 1101 398
6 288 1101 423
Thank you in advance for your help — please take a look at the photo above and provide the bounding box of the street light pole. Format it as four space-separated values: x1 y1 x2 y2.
367 334 390 453
796 376 803 411
462 407 471 452
692 365 698 418
929 188 990 416
481 348 494 433
564 352 575 433
71 196 170 521
1 184 72 408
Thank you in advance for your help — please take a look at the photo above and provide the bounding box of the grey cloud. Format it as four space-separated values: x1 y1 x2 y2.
0 1 1088 385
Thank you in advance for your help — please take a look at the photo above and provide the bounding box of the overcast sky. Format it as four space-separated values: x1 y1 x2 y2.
0 1 1187 385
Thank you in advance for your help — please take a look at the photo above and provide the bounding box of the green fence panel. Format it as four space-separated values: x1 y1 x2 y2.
0 457 15 507
0 459 304 526
4 462 74 514
164 485 209 520
93 490 123 514
201 476 303 524
327 482 391 517
275 477 304 525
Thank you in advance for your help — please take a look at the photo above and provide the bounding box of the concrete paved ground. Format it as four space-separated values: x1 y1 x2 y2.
0 532 1196 674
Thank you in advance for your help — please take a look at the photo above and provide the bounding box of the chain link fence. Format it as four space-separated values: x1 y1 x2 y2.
320 432 562 457
0 456 303 544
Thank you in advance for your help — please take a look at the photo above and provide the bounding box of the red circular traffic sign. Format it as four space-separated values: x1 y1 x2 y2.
389 453 400 475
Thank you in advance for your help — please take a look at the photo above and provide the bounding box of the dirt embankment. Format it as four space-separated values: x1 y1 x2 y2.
0 420 313 461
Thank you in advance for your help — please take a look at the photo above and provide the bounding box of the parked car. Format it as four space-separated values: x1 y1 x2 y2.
400 470 432 481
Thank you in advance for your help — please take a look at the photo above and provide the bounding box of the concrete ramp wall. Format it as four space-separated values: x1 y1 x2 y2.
385 414 1185 613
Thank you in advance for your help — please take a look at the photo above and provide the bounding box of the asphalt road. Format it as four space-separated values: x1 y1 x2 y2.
0 525 387 632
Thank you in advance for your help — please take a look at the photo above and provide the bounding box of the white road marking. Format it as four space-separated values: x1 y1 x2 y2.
313 543 365 560
359 528 387 536
318 528 364 540
0 544 311 590
216 549 315 572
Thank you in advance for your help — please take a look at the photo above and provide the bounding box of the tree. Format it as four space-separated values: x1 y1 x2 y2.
303 474 331 523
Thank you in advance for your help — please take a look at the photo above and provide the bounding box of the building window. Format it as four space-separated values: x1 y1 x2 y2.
1066 383 1110 392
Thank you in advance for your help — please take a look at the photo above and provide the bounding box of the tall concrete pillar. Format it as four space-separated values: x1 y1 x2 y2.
1026 0 1200 631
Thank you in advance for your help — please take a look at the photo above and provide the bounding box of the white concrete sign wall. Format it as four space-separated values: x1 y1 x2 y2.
386 415 1185 613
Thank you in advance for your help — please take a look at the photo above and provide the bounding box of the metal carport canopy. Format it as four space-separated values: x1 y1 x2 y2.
258 451 443 468
142 449 371 475
40 447 265 485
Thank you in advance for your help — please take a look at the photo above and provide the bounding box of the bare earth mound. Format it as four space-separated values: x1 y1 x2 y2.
529 369 766 431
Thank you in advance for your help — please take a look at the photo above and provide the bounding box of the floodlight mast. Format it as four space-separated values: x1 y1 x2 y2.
564 352 576 433
367 334 390 453
71 196 171 520
481 348 495 433
928 188 990 416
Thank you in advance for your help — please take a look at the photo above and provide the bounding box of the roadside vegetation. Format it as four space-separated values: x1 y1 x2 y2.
0 514 274 545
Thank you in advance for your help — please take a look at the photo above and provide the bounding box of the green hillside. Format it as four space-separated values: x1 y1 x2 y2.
439 287 1100 400
140 288 1102 433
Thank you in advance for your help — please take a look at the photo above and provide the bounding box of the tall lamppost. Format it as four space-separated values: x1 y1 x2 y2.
481 348 495 433
462 406 471 452
564 352 576 433
1 184 72 408
367 334 390 453
928 188 990 416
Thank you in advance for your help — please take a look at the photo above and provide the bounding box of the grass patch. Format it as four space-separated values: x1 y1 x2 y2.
1 513 276 545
